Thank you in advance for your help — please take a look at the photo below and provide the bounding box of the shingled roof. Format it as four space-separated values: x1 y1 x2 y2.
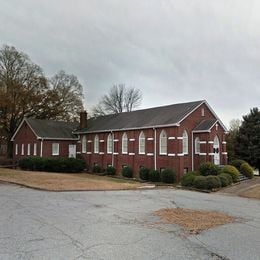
193 119 218 132
76 100 205 133
12 118 79 140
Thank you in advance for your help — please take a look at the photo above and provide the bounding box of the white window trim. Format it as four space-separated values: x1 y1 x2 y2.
21 144 24 155
139 131 145 155
15 144 18 155
159 130 167 155
82 136 87 153
107 134 113 154
195 137 200 154
94 135 99 154
52 143 59 156
182 130 188 155
122 132 128 154
27 144 30 156
33 143 37 156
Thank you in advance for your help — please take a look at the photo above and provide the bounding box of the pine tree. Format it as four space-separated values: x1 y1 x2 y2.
235 108 260 170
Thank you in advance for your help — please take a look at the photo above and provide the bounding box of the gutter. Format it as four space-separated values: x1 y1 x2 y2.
73 123 179 135
111 131 114 167
153 128 157 170
191 131 194 171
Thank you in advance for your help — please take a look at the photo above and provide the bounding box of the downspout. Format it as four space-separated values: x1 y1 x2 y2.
191 131 194 171
153 128 157 170
40 138 44 157
111 131 114 167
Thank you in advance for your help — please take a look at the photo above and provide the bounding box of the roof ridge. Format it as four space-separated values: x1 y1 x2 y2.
91 100 204 120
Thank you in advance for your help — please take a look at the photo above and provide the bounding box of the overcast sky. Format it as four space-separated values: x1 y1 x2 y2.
0 0 259 127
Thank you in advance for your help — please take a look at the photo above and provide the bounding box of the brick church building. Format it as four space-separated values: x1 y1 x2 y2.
11 100 228 179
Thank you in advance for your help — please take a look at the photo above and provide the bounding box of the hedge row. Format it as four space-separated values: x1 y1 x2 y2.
19 157 86 173
139 167 176 183
91 164 176 183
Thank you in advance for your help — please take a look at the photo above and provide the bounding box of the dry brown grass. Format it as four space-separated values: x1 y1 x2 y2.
239 184 260 199
0 168 145 191
220 178 260 199
153 208 235 234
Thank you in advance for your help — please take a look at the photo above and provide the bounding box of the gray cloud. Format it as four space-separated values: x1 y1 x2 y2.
0 0 259 127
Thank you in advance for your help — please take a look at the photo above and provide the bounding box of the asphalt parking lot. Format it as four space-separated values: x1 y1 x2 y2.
0 184 259 260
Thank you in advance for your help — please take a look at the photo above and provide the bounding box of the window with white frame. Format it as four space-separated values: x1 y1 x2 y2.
139 131 145 154
27 144 30 155
107 133 113 154
182 130 188 154
52 143 59 155
94 135 99 153
195 137 200 154
122 132 128 154
159 130 167 155
82 136 87 153
15 144 18 155
33 143 37 156
21 144 24 155
201 108 205 117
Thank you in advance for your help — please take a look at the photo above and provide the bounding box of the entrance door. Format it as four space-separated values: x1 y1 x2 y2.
69 144 76 158
213 136 220 165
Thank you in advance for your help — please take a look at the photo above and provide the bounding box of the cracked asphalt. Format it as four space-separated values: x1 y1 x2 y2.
0 184 259 260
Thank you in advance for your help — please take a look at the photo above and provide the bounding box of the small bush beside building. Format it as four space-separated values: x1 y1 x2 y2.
181 161 254 191
19 157 85 173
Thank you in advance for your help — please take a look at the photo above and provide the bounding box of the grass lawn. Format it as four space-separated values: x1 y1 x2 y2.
0 168 148 191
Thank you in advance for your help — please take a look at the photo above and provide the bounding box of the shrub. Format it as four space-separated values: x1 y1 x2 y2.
19 157 34 170
105 166 116 175
230 159 247 170
206 175 221 189
222 165 240 183
139 167 150 180
19 157 85 173
92 165 102 173
181 173 196 187
65 158 85 173
193 176 208 189
240 162 254 179
33 157 47 171
220 173 232 185
160 168 176 183
199 162 221 176
122 166 133 178
148 169 160 182
218 173 230 187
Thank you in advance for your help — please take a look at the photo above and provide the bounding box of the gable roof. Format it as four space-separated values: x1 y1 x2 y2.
193 119 218 132
76 100 209 134
11 118 79 141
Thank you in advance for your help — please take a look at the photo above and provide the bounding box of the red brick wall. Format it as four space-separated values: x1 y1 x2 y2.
79 103 227 180
13 121 40 161
13 121 78 160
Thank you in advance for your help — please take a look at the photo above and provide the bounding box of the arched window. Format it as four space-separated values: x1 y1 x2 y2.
82 136 87 153
182 130 188 154
122 132 128 154
159 130 167 155
139 131 145 154
107 133 113 154
195 137 200 154
94 135 99 153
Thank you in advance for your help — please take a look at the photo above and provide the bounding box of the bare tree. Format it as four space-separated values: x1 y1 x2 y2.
92 84 142 117
0 45 47 157
43 70 84 121
0 45 85 157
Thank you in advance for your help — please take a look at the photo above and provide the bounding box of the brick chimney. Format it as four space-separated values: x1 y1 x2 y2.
80 111 87 129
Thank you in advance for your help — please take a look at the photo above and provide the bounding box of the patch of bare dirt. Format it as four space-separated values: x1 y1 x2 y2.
153 208 235 234
0 168 146 191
